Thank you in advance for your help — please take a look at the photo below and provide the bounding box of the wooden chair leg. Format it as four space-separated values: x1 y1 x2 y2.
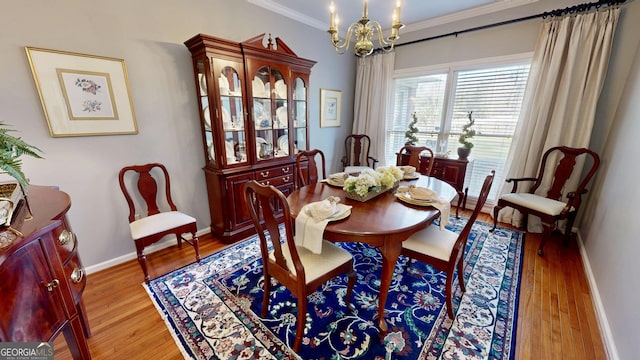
564 215 577 247
445 272 455 319
176 233 183 249
192 233 201 262
137 250 150 283
261 273 271 317
345 269 356 312
457 258 466 293
293 296 306 352
538 224 553 256
491 204 503 232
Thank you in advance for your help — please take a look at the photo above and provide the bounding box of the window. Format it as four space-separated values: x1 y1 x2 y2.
388 56 531 204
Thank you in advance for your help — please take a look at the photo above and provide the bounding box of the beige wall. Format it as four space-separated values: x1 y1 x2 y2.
0 0 356 269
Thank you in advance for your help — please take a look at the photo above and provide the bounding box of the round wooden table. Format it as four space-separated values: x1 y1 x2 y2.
287 175 457 331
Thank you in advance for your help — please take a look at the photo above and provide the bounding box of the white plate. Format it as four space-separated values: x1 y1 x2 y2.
221 107 231 124
328 204 351 222
253 101 266 120
208 143 215 160
203 106 211 130
403 172 420 180
219 74 229 95
277 135 288 155
276 106 287 128
326 178 345 187
199 74 207 96
275 79 287 99
225 140 234 157
252 77 266 97
394 191 435 206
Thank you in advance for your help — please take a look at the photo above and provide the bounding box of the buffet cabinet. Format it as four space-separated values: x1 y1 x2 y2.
0 185 90 359
185 33 315 243
419 156 471 217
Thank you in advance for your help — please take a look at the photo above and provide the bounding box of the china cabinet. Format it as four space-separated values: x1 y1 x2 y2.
185 33 315 243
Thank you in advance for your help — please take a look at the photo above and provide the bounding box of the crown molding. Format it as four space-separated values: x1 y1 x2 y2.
248 0 539 34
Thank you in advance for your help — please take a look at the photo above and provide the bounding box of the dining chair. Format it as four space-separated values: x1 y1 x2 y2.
295 149 327 188
244 180 356 352
396 145 435 176
341 134 378 173
118 163 201 283
401 170 495 319
491 146 600 256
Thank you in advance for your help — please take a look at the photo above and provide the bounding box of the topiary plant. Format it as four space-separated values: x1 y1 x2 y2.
404 112 419 146
458 111 476 149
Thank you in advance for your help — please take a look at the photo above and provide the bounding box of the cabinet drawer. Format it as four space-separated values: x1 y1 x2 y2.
257 174 294 187
64 255 86 303
52 225 77 263
255 165 294 180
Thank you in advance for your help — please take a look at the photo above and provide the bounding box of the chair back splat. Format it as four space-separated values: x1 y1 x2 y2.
341 134 378 172
118 163 200 283
396 145 435 176
296 149 327 188
491 146 600 256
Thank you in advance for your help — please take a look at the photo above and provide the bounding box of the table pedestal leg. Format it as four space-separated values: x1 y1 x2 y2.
377 238 402 333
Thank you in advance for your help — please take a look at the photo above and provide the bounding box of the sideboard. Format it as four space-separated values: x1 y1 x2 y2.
0 185 91 359
419 156 471 218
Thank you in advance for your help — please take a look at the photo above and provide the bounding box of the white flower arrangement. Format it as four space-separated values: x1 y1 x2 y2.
343 166 403 196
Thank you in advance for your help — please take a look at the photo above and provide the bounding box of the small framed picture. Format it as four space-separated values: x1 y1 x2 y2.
25 47 138 137
320 88 342 128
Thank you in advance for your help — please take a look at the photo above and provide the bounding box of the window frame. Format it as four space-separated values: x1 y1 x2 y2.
388 52 533 210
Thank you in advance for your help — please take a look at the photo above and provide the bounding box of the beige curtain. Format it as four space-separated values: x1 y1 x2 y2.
497 7 620 230
353 52 395 165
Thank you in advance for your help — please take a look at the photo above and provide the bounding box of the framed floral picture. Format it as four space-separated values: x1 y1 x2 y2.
25 47 138 137
320 88 342 128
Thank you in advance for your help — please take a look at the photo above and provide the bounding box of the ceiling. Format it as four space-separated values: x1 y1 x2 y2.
247 0 539 36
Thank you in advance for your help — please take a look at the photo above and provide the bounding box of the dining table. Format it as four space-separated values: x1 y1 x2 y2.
287 175 457 332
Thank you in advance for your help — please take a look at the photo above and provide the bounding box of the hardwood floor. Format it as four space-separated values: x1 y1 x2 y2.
54 210 607 359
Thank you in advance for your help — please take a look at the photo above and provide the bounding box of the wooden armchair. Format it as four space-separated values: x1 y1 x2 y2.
396 145 435 176
244 180 356 352
118 163 201 283
341 134 378 173
295 149 327 188
491 146 600 256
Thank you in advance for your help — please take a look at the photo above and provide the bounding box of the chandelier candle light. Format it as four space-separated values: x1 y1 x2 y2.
328 0 404 57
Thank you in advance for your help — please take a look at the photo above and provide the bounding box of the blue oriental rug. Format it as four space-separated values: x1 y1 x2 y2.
144 217 524 359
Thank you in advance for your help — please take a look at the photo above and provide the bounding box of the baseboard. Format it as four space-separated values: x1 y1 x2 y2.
84 229 210 275
575 231 619 360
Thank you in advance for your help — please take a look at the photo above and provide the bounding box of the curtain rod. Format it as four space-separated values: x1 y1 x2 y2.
393 0 626 49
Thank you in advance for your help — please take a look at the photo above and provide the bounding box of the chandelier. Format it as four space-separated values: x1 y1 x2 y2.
327 0 404 57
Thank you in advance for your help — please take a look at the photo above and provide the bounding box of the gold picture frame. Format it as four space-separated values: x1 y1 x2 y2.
25 47 138 137
320 88 342 128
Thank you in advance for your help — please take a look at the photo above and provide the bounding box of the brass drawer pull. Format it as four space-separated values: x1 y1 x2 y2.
283 176 290 182
45 279 60 292
70 267 84 284
282 167 290 173
260 171 270 178
261 181 270 186
58 230 75 246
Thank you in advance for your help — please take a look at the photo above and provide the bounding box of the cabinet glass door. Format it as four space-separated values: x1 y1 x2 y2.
292 77 308 153
219 65 247 165
195 59 216 166
251 66 289 162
